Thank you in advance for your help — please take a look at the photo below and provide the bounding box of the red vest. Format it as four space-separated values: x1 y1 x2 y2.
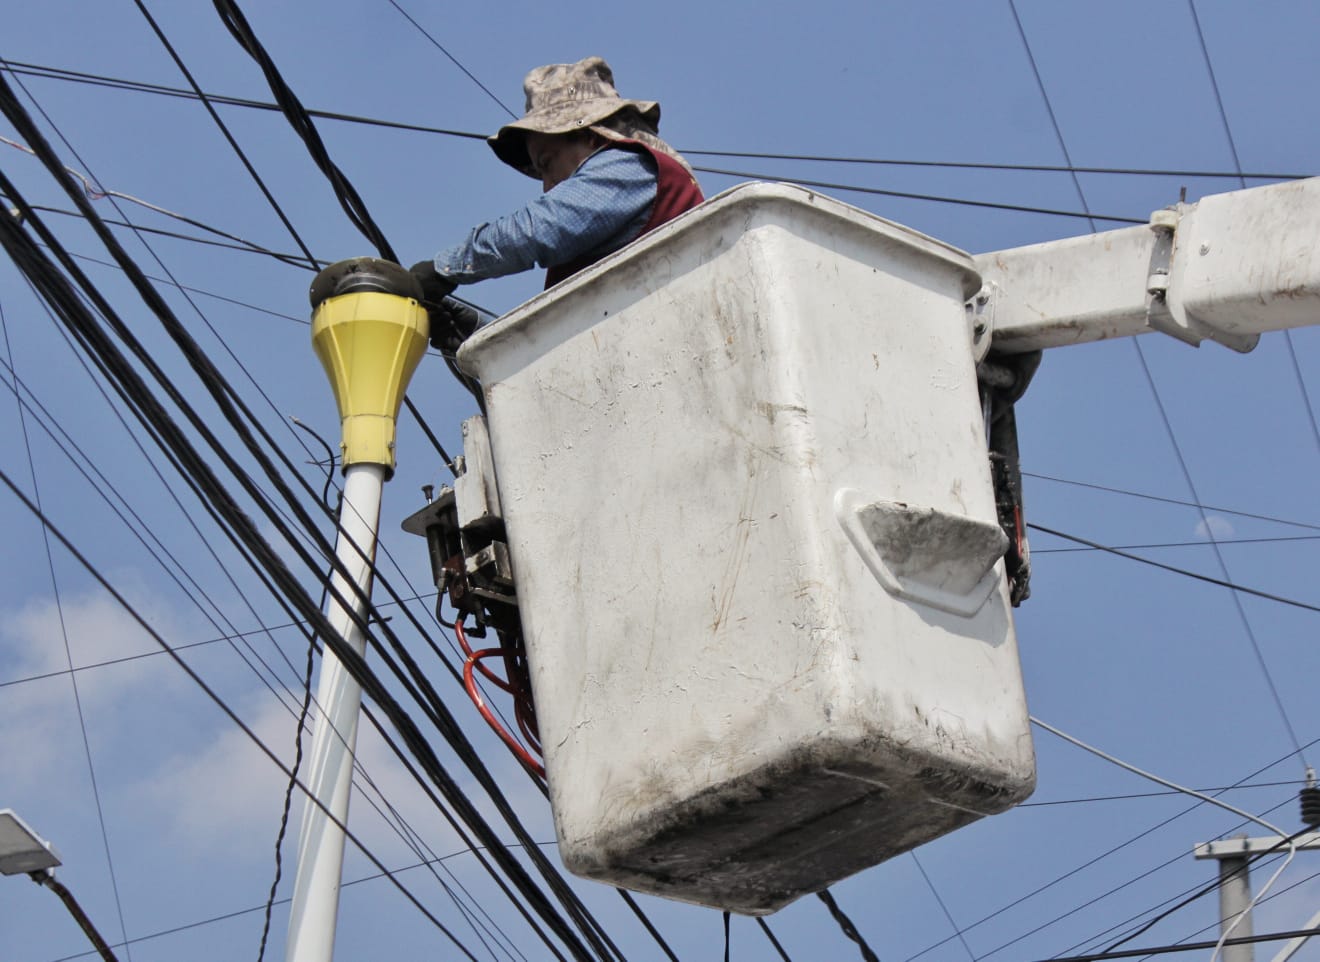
544 140 704 289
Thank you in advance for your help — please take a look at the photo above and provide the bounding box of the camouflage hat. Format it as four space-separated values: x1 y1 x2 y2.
488 57 661 177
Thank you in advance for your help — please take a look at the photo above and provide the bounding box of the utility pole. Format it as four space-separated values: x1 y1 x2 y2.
1194 830 1320 962
285 259 427 962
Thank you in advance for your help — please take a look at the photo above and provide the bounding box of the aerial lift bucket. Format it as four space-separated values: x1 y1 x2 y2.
451 183 1036 914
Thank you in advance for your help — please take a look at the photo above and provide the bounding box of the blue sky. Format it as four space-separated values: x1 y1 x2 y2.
2 1 1320 960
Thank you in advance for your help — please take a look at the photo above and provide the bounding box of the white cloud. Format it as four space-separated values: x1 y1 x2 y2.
138 694 298 856
1194 515 1235 541
0 585 188 797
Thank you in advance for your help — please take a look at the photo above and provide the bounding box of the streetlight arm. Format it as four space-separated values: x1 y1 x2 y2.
31 870 121 962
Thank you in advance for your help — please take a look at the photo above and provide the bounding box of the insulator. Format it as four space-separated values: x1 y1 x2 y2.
1300 786 1320 828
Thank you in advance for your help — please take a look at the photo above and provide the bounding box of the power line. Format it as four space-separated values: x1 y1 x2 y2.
128 1 320 267
1054 803 1301 957
191 11 668 955
1006 0 1096 232
382 0 517 119
1129 340 1308 763
0 297 511 957
912 852 976 961
207 0 486 410
1183 0 1320 478
1024 472 1320 532
679 146 1307 181
901 731 1320 962
1098 861 1320 962
692 164 1145 224
1007 0 1307 774
44 842 562 962
1021 779 1305 807
0 301 136 960
1031 717 1297 961
0 152 595 962
24 204 315 268
0 467 486 961
1029 925 1320 962
1186 0 1246 185
817 890 881 962
4 59 1308 181
1029 524 1320 614
1034 534 1320 554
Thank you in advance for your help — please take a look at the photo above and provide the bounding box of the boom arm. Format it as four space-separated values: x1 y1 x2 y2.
974 177 1320 355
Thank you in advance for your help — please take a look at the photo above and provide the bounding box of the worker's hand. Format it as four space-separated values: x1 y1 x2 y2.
409 259 457 308
429 297 482 356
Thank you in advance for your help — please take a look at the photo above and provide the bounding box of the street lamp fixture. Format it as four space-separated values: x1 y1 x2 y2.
0 808 62 875
0 808 120 962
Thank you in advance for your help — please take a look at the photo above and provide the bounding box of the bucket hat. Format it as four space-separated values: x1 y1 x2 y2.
488 57 663 177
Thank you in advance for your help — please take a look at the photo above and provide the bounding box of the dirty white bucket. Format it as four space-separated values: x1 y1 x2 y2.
458 182 1035 914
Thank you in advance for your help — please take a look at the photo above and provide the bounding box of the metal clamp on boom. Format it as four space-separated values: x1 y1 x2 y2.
1145 206 1259 353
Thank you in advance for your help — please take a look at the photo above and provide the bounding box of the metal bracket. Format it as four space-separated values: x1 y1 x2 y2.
1145 206 1259 353
966 283 996 363
401 415 519 625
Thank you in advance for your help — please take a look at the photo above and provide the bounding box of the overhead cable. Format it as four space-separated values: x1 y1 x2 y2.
1025 471 1320 532
128 1 320 267
817 890 881 962
1184 0 1320 473
1130 340 1308 763
208 0 395 261
183 9 655 950
976 794 1297 960
1 133 317 268
680 146 1307 181
1031 716 1296 962
6 216 521 961
912 852 976 961
0 303 135 961
1022 779 1306 807
1057 799 1299 957
382 0 517 118
1034 534 1320 554
1007 0 1307 774
1029 925 1320 962
0 470 484 960
25 204 314 268
900 681 1320 959
1031 524 1320 613
693 164 1145 223
0 156 599 962
205 0 484 403
4 59 1308 180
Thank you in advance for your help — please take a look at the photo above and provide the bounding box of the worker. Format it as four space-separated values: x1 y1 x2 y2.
412 56 704 353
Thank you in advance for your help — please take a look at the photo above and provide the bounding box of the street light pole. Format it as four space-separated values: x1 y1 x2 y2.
284 259 428 962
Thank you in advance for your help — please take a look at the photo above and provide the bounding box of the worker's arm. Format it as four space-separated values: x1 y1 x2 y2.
432 148 656 283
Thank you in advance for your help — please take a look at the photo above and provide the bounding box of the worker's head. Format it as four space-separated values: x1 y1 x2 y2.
489 56 680 180
524 129 607 192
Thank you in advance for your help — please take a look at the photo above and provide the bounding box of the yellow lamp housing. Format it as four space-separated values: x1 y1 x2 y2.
309 258 429 477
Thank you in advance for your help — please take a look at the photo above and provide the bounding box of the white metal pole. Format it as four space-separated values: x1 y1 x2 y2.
1269 903 1320 962
285 462 386 962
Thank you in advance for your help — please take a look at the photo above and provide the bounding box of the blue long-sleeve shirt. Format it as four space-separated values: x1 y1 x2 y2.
433 148 657 284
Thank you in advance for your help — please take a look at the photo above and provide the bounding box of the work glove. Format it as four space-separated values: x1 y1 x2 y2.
409 261 480 354
430 297 482 355
409 259 457 309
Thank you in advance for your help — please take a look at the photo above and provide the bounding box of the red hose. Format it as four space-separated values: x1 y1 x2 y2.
456 619 545 779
